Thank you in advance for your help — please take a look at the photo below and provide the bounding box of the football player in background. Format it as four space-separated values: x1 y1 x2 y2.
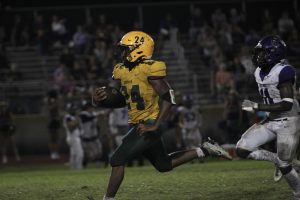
46 89 61 160
63 102 83 170
178 95 203 150
236 35 300 199
79 100 103 167
93 31 232 200
108 107 128 151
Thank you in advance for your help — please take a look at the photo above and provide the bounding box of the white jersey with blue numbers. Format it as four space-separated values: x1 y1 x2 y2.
109 108 128 127
79 111 98 138
254 61 300 119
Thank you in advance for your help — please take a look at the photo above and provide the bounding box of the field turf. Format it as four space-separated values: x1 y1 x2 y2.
0 159 292 200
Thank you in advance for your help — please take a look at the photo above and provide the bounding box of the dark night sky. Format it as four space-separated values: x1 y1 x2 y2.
3 0 184 8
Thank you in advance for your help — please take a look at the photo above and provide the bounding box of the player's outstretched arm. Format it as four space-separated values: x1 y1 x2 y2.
137 78 176 134
242 81 294 113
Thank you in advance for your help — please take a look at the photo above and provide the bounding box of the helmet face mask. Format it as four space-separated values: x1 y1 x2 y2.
118 31 154 63
252 35 286 70
115 45 131 63
252 48 271 70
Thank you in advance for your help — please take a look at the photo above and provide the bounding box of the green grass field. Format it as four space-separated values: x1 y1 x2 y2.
0 160 292 200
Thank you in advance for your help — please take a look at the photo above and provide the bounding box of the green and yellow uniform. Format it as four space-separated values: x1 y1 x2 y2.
113 60 166 124
110 60 172 172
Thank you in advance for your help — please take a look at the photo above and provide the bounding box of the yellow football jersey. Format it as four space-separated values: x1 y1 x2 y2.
113 60 166 124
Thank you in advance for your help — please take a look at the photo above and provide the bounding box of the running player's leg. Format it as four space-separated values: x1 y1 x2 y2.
105 126 160 198
236 123 277 162
276 117 300 198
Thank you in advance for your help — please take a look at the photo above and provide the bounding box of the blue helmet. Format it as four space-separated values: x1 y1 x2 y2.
252 35 286 69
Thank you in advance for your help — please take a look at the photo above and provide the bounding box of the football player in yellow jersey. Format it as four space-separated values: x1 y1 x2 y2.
93 31 232 200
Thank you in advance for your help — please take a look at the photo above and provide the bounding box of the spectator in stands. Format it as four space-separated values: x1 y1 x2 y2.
45 89 61 160
97 14 108 30
0 101 20 164
86 56 103 82
189 6 205 42
211 8 227 30
222 90 241 144
54 63 74 95
59 47 75 70
72 25 88 55
287 28 300 55
36 29 52 56
32 13 46 33
239 46 255 74
229 8 246 28
217 23 233 58
228 56 246 92
110 25 124 46
71 60 86 81
245 29 260 47
10 15 23 47
159 13 178 42
101 47 116 77
261 9 275 34
215 62 234 99
93 40 107 65
196 26 218 65
6 63 22 82
51 15 67 46
231 24 245 53
278 11 295 40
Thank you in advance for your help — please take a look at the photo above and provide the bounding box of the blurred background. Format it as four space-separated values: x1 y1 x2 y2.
0 0 299 167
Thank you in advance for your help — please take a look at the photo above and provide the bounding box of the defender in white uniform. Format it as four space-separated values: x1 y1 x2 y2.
63 103 83 170
179 95 202 149
109 107 129 148
80 100 103 165
236 35 300 199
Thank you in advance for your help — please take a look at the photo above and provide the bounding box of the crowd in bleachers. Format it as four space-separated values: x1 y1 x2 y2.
186 7 300 100
1 6 300 102
1 3 300 165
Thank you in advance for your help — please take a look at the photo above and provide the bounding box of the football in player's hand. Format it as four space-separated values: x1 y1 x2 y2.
93 86 126 108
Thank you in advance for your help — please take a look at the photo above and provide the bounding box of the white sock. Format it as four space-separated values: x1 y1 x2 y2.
195 147 204 158
248 150 277 163
284 169 300 195
103 195 115 200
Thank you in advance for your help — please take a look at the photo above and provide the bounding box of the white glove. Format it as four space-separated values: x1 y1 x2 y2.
242 99 258 113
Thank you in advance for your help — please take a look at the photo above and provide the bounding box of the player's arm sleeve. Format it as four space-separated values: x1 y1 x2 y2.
148 61 167 80
257 66 295 112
